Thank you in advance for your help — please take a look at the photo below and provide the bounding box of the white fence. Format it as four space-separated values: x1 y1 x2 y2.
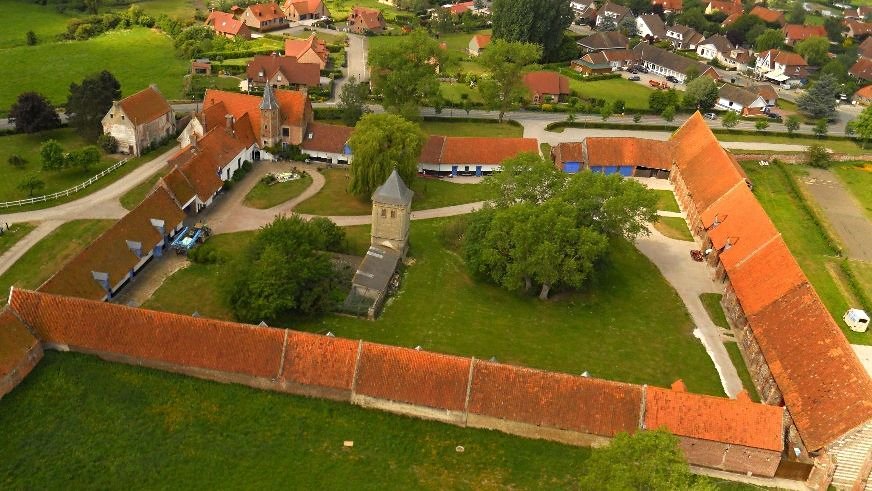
1 158 129 208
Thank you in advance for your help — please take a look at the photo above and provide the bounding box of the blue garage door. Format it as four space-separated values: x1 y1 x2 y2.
590 166 603 173
604 166 619 175
563 162 580 173
619 166 633 176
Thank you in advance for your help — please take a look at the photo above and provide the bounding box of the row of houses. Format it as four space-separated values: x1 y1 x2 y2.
205 3 385 38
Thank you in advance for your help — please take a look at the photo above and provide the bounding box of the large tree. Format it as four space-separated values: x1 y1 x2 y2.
755 28 783 52
491 0 573 61
337 76 369 126
369 29 444 120
797 73 839 120
66 70 121 141
851 104 872 148
579 429 716 490
8 92 61 133
484 152 566 207
347 113 425 198
223 215 347 323
477 40 542 122
681 76 718 111
795 36 829 66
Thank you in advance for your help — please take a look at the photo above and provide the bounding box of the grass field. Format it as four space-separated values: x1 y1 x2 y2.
0 28 188 112
832 163 872 220
717 133 866 154
0 0 74 49
294 169 492 215
653 216 693 241
147 218 723 395
0 223 35 256
244 174 313 209
655 189 681 212
742 162 871 344
0 219 113 307
439 82 485 105
725 343 761 402
700 293 728 329
326 0 401 21
120 165 168 210
0 351 598 489
567 78 653 111
419 120 523 138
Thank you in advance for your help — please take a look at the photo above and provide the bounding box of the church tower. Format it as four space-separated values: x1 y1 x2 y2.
370 170 412 256
260 84 282 147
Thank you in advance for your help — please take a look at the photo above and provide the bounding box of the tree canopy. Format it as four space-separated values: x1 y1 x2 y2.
369 30 444 120
681 76 718 111
478 40 542 122
491 0 573 61
8 92 61 133
337 76 369 126
223 215 347 323
464 154 658 299
851 104 872 148
66 70 121 141
754 28 783 51
579 429 716 490
797 73 839 120
347 113 425 198
795 36 830 66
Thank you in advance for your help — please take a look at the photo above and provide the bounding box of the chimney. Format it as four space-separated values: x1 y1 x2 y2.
225 114 234 134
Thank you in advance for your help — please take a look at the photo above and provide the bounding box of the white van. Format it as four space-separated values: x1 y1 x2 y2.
844 309 870 333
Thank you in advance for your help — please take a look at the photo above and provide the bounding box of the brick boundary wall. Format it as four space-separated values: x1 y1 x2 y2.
0 343 43 401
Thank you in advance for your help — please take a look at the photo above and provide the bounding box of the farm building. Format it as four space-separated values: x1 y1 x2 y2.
102 85 176 157
551 138 673 178
299 122 353 164
418 136 539 176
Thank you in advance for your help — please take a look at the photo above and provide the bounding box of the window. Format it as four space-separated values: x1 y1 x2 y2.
380 209 387 218
390 210 396 218
282 127 290 137
121 115 125 120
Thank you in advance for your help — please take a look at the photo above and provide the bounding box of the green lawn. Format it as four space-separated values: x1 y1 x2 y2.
419 120 523 138
327 0 401 21
654 216 693 241
654 190 680 212
186 75 242 98
147 218 723 395
742 162 871 344
295 169 493 215
717 133 866 154
0 351 595 489
0 223 35 256
0 219 113 307
725 343 761 403
439 82 485 105
243 174 313 209
700 293 729 329
0 0 75 49
437 30 491 53
567 78 653 111
832 163 872 220
776 99 798 113
120 165 168 211
0 28 188 112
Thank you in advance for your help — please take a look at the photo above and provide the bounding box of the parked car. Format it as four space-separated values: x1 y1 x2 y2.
704 112 717 120
665 75 679 83
628 68 638 74
766 112 782 121
638 66 648 73
628 75 640 81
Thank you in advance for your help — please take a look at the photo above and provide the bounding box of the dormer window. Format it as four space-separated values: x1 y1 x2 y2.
259 70 264 77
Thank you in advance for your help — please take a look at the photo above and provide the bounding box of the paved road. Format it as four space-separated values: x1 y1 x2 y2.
800 167 872 262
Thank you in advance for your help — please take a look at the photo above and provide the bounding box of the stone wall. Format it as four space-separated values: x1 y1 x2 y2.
0 342 44 401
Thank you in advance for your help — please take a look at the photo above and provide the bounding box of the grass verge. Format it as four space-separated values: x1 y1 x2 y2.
653 216 693 241
244 174 313 209
419 120 523 138
0 219 114 306
146 218 723 395
0 223 35 256
654 190 680 212
120 165 169 210
0 351 593 489
831 163 872 220
700 293 729 329
725 343 761 403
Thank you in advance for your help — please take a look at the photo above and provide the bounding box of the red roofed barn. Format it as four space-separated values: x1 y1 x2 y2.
523 71 570 104
102 85 176 156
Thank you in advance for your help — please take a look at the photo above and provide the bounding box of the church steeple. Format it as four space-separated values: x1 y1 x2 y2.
260 84 282 146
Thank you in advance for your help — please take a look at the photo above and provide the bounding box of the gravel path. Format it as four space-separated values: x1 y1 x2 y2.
799 167 872 262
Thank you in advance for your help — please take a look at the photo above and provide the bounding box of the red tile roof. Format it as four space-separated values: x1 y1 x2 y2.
246 2 286 21
645 385 783 451
300 122 352 153
585 137 675 170
10 289 285 379
450 1 474 14
747 283 872 450
0 309 38 376
523 71 571 98
354 343 471 411
771 49 808 67
201 88 311 141
419 135 446 163
117 86 172 127
468 361 643 437
280 331 358 390
471 34 491 49
551 142 584 166
39 187 185 300
783 24 826 42
750 6 785 24
847 20 872 37
283 0 324 15
855 84 872 100
727 236 806 317
284 34 329 64
850 58 872 82
439 137 539 166
700 183 780 270
652 0 683 11
246 54 321 87
161 166 197 206
707 0 743 16
350 6 385 30
205 11 248 36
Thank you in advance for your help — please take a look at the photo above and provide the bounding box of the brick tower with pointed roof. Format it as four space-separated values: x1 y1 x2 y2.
260 83 282 147
370 169 412 256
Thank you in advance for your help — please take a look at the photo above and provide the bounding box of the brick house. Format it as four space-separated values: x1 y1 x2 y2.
348 6 386 34
782 24 826 46
102 85 176 156
204 11 252 39
749 6 786 25
240 2 289 31
284 34 329 69
522 71 570 104
281 0 329 21
468 34 491 56
246 54 321 90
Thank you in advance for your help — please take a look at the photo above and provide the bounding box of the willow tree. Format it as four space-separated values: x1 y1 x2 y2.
347 113 425 198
